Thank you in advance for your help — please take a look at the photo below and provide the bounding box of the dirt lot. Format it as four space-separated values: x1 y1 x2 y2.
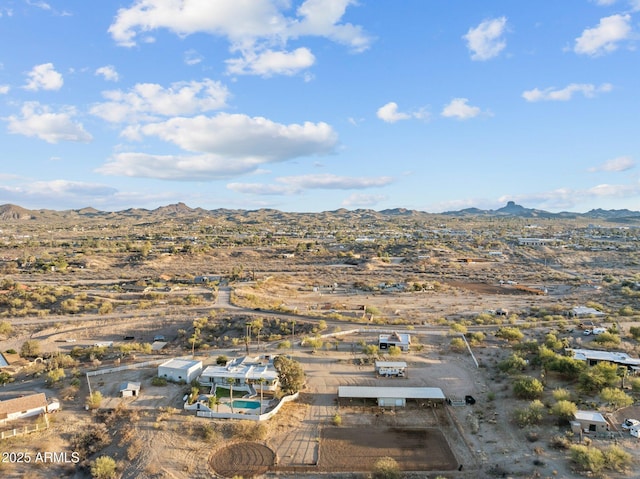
319 426 458 472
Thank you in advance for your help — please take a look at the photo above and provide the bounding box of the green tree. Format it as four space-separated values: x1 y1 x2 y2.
273 355 305 395
551 400 577 424
513 376 544 399
20 339 41 358
579 362 619 393
600 387 633 409
91 455 117 479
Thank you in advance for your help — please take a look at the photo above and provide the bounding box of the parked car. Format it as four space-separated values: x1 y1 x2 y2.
621 418 640 430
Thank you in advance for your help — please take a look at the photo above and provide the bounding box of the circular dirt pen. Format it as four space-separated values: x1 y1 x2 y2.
209 442 275 478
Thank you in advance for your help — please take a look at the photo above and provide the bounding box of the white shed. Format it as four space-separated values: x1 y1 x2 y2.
119 381 141 397
158 358 203 383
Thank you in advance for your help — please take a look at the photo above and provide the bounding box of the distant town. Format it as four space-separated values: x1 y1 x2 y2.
0 201 640 479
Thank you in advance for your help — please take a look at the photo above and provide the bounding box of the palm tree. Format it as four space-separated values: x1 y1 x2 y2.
257 378 266 415
226 377 235 413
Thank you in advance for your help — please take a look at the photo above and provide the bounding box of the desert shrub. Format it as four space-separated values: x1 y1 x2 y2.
495 327 524 342
387 345 402 357
513 400 545 428
151 376 167 386
498 354 527 374
602 444 632 472
600 387 633 409
552 388 572 402
72 423 111 460
630 377 640 392
333 413 342 426
513 376 544 399
86 391 103 410
549 434 572 450
551 400 577 424
45 368 66 386
467 331 485 345
229 420 267 441
372 456 400 479
570 445 605 473
449 337 466 352
449 323 467 334
592 332 621 346
544 333 563 350
629 326 640 340
91 455 117 479
0 320 13 336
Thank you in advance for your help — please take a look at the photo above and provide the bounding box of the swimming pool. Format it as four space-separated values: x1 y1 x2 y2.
231 400 261 410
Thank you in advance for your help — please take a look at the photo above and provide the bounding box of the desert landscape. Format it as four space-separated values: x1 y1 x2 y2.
0 203 640 479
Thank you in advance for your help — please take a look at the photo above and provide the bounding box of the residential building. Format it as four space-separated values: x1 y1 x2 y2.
158 358 203 383
0 393 59 425
569 348 640 373
378 332 411 352
199 356 279 393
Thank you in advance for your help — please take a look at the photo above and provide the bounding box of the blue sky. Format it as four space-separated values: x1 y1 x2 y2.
1 0 640 213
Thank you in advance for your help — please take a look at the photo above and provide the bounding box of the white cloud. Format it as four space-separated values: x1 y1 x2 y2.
108 0 371 76
463 17 508 61
184 49 204 66
98 114 338 180
90 79 229 123
441 98 482 120
95 65 120 82
136 113 337 157
228 174 393 195
593 0 617 5
6 102 93 144
499 181 640 210
0 85 9 94
0 180 119 209
23 63 63 91
376 102 427 123
589 156 636 172
226 48 315 77
574 14 632 56
376 102 409 123
522 83 613 101
341 193 387 207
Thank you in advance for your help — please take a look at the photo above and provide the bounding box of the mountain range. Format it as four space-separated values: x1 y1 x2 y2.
1 201 639 223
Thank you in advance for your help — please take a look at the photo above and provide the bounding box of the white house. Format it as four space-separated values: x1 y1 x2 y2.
378 332 411 352
158 358 203 383
199 356 279 394
572 410 609 435
569 306 606 318
0 393 58 425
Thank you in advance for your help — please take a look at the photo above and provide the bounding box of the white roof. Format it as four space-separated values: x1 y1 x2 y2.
201 356 278 381
375 361 407 368
570 349 640 366
574 410 607 423
572 306 605 316
120 381 141 391
159 358 202 370
378 333 411 343
338 386 445 400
